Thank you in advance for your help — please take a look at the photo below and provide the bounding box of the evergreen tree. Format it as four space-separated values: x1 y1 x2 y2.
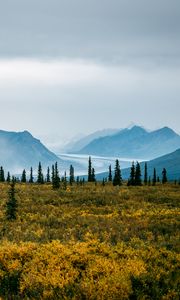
52 165 55 182
52 162 60 189
29 167 34 183
37 162 44 184
152 168 157 186
108 165 112 182
102 178 105 186
69 165 75 185
88 156 92 182
63 171 67 190
0 166 5 182
76 176 80 185
5 178 17 220
21 169 26 183
148 176 151 185
135 162 142 186
113 160 122 186
129 161 135 186
91 168 96 182
157 176 160 183
6 172 11 183
162 168 168 184
46 167 50 183
144 162 148 185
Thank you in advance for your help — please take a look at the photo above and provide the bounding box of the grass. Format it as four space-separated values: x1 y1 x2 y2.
0 182 179 299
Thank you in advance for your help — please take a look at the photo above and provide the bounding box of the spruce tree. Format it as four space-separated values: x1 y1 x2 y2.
162 168 168 184
63 171 67 190
152 168 157 186
108 165 112 182
21 169 26 183
88 156 92 182
6 172 11 183
76 176 80 185
52 162 60 189
135 162 142 186
113 159 122 186
0 166 5 182
29 167 34 183
91 168 96 182
52 165 55 183
148 176 151 185
69 165 75 185
144 162 148 185
102 178 105 186
129 161 135 186
46 167 50 183
5 178 17 220
37 162 44 184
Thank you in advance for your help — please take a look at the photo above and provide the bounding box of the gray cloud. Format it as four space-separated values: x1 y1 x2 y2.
0 0 179 64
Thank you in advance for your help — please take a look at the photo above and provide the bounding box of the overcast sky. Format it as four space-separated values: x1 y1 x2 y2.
0 0 180 149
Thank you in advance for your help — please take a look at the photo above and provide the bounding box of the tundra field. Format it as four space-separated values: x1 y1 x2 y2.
0 182 179 299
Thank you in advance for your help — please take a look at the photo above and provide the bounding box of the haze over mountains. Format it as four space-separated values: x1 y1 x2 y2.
0 130 64 173
0 125 179 179
75 126 180 160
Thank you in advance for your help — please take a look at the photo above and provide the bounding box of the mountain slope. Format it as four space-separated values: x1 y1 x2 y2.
63 128 120 153
77 126 180 159
0 130 64 173
96 148 180 181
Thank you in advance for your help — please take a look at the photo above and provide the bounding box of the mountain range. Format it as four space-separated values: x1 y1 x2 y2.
0 130 66 173
63 128 119 153
75 126 180 160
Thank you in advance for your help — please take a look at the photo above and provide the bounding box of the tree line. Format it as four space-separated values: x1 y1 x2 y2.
0 158 177 188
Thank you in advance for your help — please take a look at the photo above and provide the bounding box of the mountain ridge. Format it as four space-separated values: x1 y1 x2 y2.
76 126 180 160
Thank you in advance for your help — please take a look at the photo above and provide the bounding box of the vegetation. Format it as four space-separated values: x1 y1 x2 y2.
0 180 179 299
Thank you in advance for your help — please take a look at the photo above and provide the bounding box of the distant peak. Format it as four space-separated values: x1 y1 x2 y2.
155 127 179 137
130 125 147 133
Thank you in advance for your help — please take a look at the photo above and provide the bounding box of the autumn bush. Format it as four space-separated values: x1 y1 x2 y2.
0 183 179 299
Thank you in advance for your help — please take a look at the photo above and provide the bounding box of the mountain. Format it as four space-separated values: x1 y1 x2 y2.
0 130 68 174
96 148 180 181
62 129 120 153
77 126 180 160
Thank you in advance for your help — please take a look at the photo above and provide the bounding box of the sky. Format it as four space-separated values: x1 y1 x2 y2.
0 0 180 150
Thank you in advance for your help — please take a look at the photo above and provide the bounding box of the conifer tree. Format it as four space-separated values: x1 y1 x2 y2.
52 162 60 189
46 167 50 183
52 165 55 182
129 161 135 186
144 162 148 185
135 162 142 186
108 165 112 182
21 169 26 183
113 159 122 186
76 176 80 185
63 171 67 190
88 156 92 182
5 178 17 220
29 167 33 183
0 166 5 182
91 168 96 182
102 178 105 186
37 162 44 184
69 165 75 185
6 172 11 183
148 176 151 185
157 176 160 183
162 168 168 184
152 168 157 186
